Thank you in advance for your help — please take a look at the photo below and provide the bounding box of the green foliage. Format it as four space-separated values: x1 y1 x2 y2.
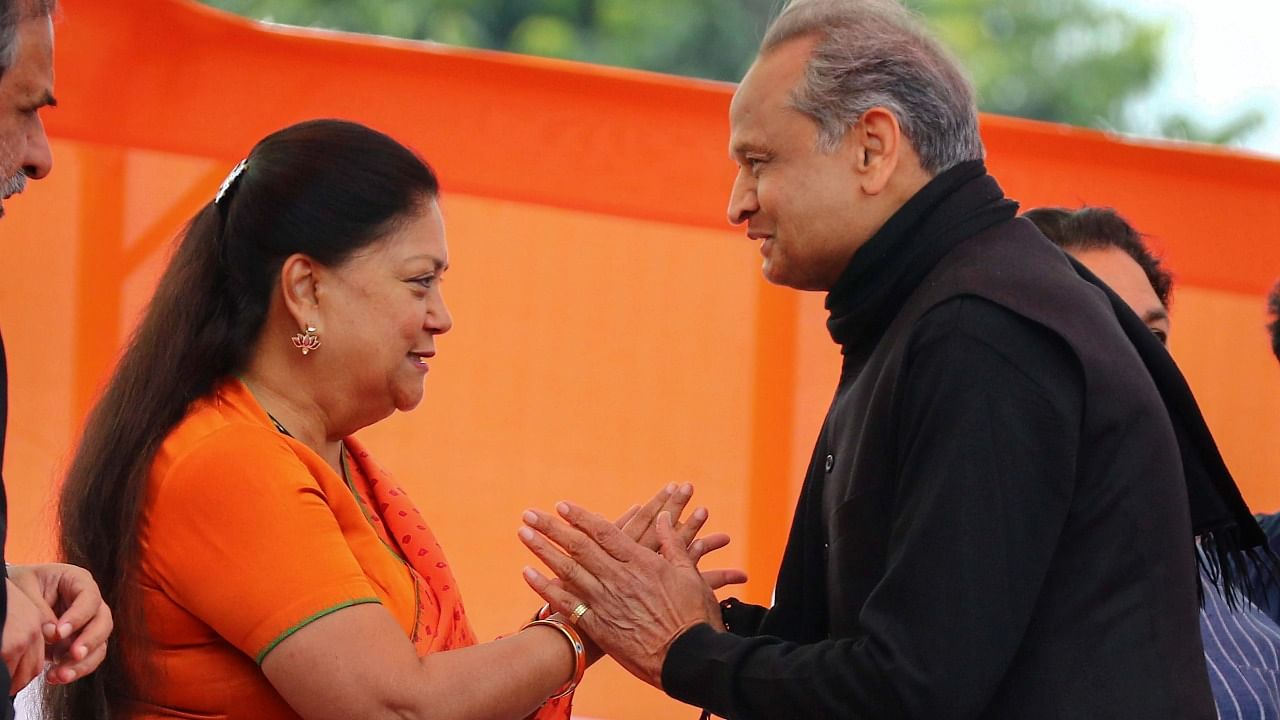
906 0 1166 130
198 0 1262 146
1160 109 1267 146
201 0 777 81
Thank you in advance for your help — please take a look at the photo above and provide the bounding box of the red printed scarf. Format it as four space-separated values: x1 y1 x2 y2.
343 438 572 718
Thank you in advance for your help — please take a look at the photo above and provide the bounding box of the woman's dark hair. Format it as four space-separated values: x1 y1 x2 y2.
45 119 439 719
1268 280 1280 364
1023 206 1174 308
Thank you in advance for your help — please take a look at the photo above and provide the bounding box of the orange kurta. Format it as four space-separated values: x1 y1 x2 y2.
131 379 569 718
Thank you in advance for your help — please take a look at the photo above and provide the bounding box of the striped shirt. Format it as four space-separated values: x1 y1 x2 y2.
1200 546 1280 718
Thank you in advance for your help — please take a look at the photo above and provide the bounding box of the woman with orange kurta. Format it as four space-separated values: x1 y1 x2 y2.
46 120 736 719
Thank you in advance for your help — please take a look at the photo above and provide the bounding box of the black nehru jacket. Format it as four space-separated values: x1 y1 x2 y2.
661 161 1215 719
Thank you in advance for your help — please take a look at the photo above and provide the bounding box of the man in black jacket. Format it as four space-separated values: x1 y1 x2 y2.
518 1 1249 718
0 0 111 711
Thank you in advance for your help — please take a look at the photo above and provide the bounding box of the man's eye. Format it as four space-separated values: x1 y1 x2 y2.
412 276 436 289
1151 328 1168 345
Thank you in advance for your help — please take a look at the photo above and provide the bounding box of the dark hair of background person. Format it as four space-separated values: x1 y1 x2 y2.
46 119 440 720
0 0 57 77
1023 206 1174 308
1268 280 1280 364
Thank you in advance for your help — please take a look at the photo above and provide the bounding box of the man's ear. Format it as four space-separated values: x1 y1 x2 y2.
279 253 321 331
850 106 903 196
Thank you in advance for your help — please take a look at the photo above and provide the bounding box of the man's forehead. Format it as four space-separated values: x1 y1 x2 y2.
0 17 54 96
16 16 54 70
1073 246 1166 316
28 15 54 70
730 36 819 129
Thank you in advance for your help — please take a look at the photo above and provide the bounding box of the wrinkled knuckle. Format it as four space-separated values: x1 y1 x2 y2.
559 561 581 587
563 534 589 557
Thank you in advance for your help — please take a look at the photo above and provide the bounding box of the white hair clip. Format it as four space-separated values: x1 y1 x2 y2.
214 159 249 205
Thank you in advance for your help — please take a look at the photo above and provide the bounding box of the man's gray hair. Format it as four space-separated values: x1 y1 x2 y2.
0 0 56 76
762 0 984 175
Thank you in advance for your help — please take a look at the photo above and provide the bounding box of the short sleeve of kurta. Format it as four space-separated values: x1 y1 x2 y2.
144 425 381 664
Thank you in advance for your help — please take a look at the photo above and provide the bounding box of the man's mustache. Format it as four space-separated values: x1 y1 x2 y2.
1 170 27 200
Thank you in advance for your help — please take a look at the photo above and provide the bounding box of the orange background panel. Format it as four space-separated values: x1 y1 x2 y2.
0 1 1276 718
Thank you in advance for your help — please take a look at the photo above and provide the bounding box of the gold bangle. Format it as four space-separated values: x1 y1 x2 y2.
522 618 586 700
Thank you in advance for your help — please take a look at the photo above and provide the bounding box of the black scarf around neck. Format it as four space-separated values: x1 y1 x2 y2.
826 160 1017 349
823 159 1268 604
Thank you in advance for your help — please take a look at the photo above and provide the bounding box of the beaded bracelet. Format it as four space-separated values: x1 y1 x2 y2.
522 618 587 700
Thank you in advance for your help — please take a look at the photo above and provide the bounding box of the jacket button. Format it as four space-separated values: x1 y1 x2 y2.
825 454 834 472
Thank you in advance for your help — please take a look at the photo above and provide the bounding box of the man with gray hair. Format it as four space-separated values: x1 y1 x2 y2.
519 0 1243 717
0 0 51 218
0 0 110 713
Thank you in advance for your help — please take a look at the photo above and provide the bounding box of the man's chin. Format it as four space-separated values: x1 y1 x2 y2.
762 258 784 285
762 260 801 290
763 262 832 292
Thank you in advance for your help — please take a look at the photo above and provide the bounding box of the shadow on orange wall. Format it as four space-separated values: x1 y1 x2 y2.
0 1 1277 718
